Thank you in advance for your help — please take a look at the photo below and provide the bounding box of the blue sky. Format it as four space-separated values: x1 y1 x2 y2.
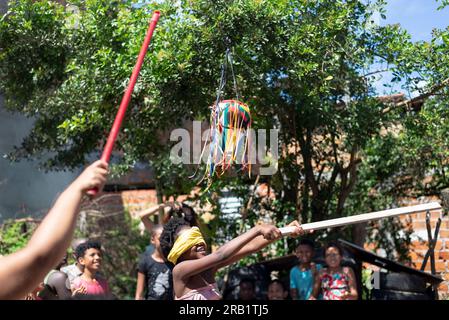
382 0 448 42
372 0 448 95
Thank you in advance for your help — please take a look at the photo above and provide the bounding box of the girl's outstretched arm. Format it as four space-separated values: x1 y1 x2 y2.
212 220 304 271
173 224 283 281
0 160 108 300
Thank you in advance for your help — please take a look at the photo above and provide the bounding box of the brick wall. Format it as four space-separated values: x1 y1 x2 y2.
397 197 449 298
120 190 159 218
81 190 159 216
80 189 192 232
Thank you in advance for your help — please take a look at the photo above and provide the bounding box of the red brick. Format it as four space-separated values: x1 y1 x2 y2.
412 212 421 219
411 242 429 251
426 261 446 272
410 261 422 269
410 251 425 261
130 198 146 204
438 251 449 260
411 242 426 251
412 221 427 230
438 283 448 292
430 219 444 229
407 213 420 221
427 264 440 272
430 211 443 219
419 211 435 220
410 209 442 220
443 219 449 229
412 240 444 251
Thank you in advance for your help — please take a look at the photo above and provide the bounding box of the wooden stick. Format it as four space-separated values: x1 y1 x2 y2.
279 202 441 235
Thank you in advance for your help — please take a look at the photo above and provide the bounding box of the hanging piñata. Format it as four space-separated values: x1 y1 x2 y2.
198 47 252 186
209 99 251 175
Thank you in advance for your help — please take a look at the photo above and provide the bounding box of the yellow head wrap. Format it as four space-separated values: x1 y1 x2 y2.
167 226 206 265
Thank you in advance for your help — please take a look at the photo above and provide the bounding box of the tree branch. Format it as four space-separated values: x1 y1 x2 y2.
382 77 449 114
362 69 391 78
298 129 319 198
336 147 361 216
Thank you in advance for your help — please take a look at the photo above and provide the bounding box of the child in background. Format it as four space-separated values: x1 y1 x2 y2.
38 252 71 300
71 241 110 296
238 278 257 300
310 242 358 300
61 238 88 286
267 279 288 300
290 239 321 300
135 225 173 300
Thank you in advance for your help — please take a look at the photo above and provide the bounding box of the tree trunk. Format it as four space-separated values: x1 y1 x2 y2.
155 178 164 224
352 223 367 247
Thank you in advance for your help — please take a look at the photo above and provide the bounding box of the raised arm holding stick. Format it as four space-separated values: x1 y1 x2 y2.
0 160 108 299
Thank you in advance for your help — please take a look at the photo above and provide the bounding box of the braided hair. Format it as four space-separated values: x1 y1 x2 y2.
159 217 191 263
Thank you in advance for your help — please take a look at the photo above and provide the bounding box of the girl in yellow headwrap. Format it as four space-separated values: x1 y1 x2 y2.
159 217 305 300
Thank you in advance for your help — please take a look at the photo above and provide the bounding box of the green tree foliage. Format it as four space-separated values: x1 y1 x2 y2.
0 219 38 255
1 0 448 263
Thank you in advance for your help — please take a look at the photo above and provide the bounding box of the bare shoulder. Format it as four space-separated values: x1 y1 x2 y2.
48 271 68 281
172 261 188 279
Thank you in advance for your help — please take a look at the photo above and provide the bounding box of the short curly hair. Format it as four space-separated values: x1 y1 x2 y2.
75 240 102 261
159 217 191 263
295 238 315 250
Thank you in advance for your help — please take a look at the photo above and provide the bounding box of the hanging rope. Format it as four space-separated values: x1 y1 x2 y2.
193 41 252 188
